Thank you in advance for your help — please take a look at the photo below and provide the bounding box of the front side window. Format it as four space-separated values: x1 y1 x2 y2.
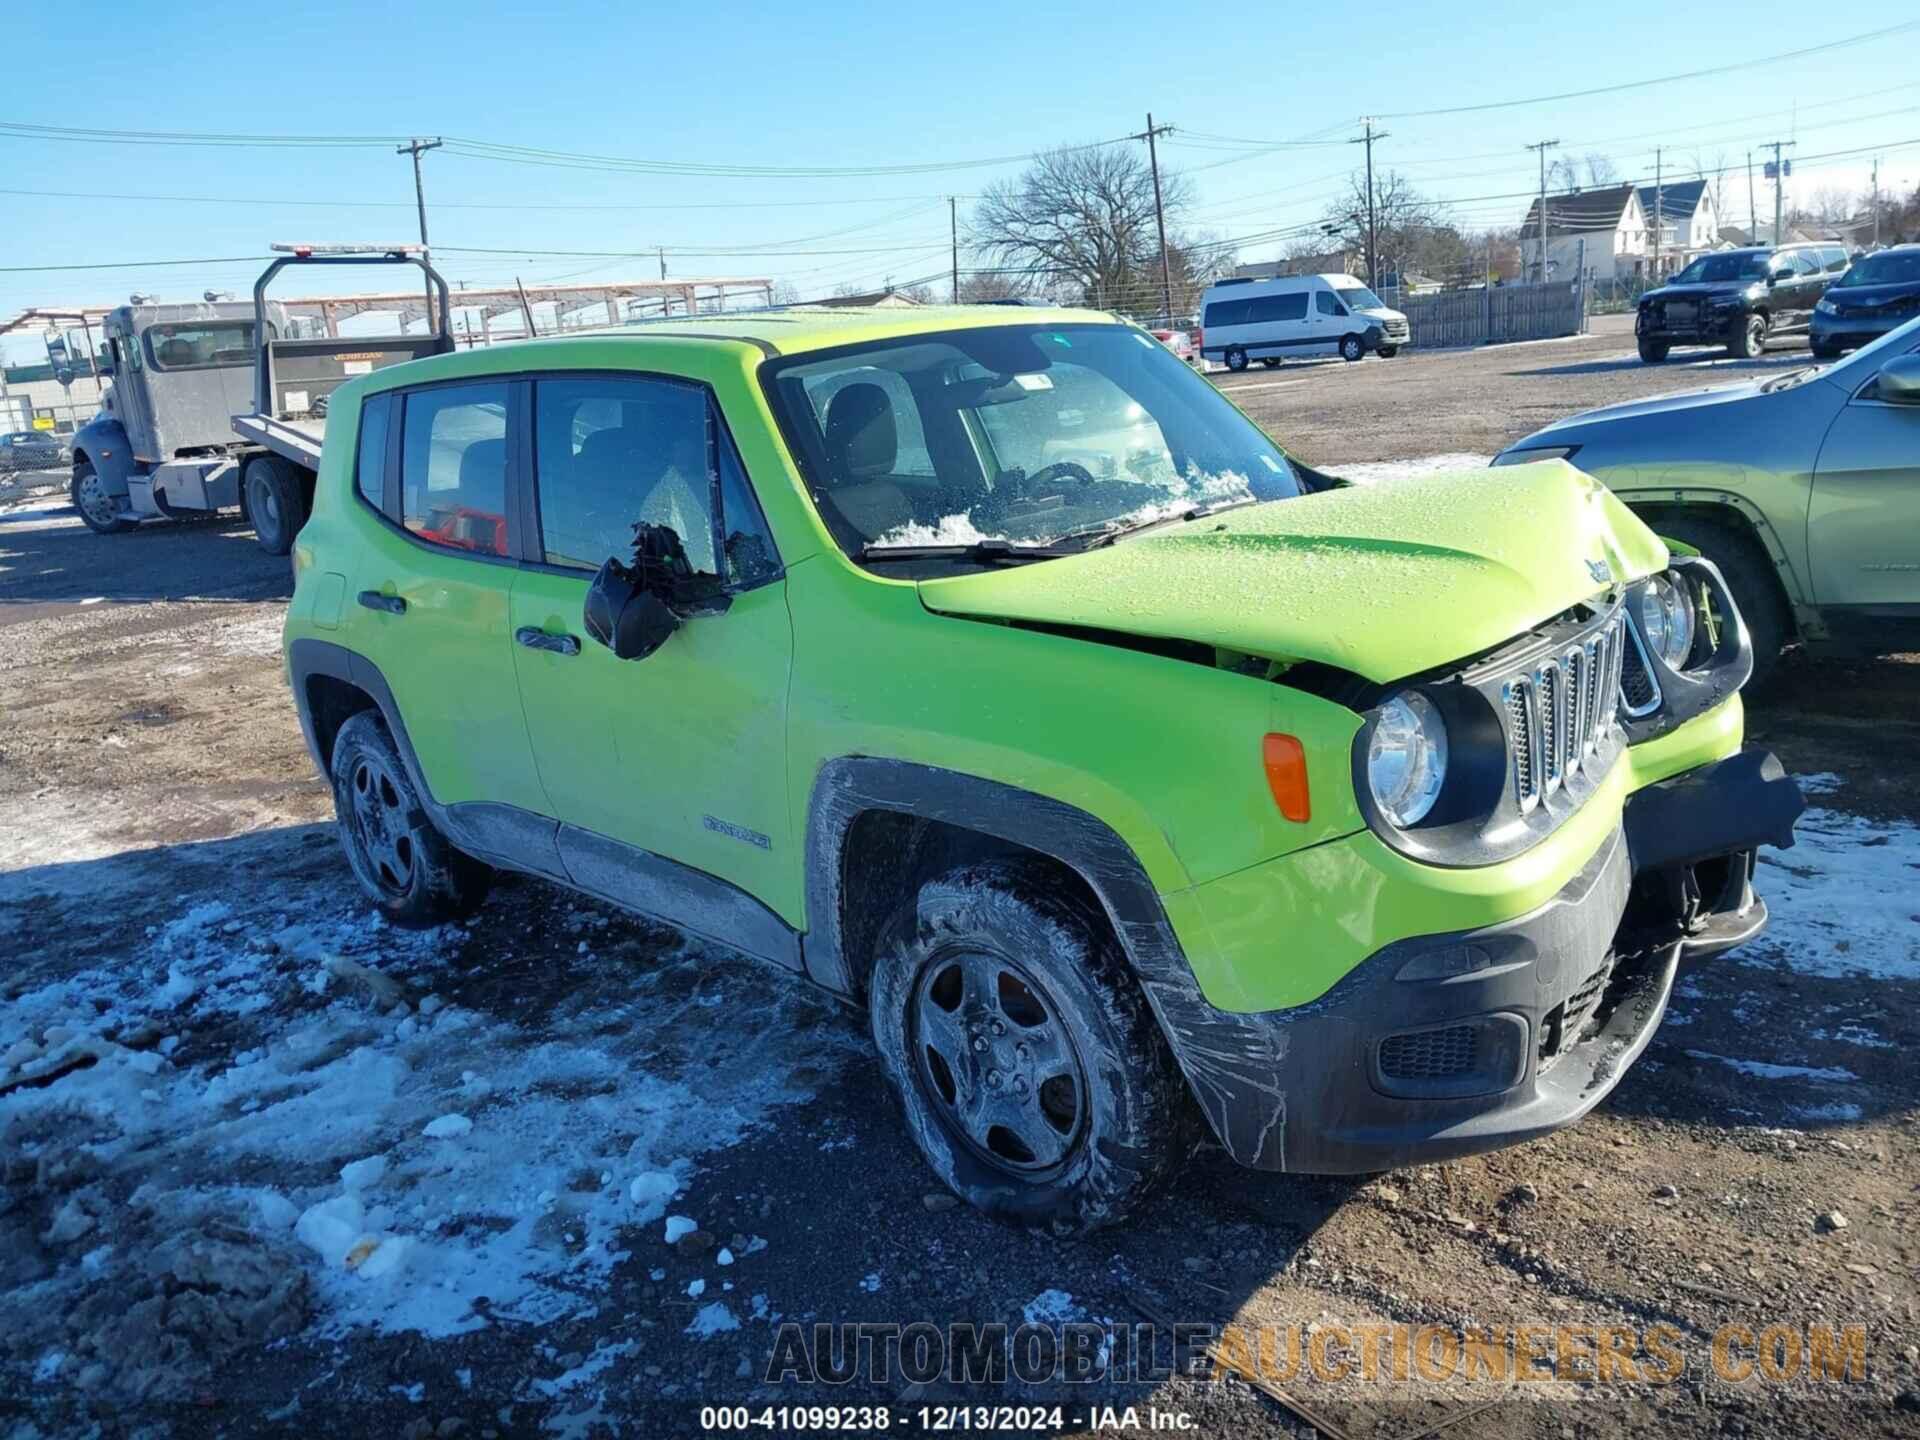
764 323 1304 557
144 322 264 371
400 383 510 557
1317 290 1346 316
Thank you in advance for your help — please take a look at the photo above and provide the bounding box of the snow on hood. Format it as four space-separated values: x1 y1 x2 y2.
917 460 1666 684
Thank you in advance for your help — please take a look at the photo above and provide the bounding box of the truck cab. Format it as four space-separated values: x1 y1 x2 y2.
69 301 289 536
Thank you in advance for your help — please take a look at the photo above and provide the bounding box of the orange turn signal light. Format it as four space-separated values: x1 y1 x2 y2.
1262 733 1310 822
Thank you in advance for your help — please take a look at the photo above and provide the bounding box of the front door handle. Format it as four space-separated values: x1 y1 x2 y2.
515 626 581 657
357 590 406 615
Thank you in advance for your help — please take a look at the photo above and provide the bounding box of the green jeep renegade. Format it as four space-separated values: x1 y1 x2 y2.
284 305 1804 1232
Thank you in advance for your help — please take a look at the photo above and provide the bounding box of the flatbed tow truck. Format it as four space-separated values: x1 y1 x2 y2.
69 244 453 553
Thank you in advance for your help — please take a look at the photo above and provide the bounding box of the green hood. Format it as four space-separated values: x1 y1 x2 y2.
917 461 1667 684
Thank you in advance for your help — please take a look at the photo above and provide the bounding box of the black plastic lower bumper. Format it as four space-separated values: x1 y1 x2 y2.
1216 750 1804 1174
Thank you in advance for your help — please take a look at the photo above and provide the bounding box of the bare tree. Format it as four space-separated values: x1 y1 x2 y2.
1582 153 1619 187
956 271 1033 304
971 142 1191 308
1318 170 1464 282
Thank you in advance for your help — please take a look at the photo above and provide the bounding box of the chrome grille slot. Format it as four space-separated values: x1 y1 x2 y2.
1505 679 1536 810
1537 662 1562 792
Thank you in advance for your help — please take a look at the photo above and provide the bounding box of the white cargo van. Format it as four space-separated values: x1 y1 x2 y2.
1198 273 1410 371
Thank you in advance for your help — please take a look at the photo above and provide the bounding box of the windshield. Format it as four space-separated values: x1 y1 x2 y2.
763 324 1303 557
1670 254 1769 285
1336 287 1387 311
1835 251 1920 287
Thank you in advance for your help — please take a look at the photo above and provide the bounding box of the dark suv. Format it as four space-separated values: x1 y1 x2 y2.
1636 243 1849 363
1811 245 1920 357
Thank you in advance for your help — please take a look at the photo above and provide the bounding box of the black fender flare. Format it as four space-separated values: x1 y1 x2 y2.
802 756 1296 1168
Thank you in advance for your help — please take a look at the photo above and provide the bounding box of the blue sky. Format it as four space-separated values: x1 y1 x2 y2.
4 0 1916 360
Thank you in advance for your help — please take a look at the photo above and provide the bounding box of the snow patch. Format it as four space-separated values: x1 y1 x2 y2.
1684 1051 1858 1083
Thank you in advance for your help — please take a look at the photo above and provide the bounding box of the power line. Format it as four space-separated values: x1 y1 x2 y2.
0 185 973 213
1376 22 1920 118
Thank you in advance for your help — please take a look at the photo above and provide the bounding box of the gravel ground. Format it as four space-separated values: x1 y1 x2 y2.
2 339 1917 1440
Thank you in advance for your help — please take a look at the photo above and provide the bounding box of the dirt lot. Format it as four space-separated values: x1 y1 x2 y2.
2 327 1917 1440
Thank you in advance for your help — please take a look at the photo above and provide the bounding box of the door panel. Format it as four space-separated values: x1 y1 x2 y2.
1808 391 1920 608
511 373 799 922
347 380 546 816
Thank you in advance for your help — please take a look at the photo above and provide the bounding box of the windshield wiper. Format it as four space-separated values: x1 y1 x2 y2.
857 538 1083 566
1077 496 1261 549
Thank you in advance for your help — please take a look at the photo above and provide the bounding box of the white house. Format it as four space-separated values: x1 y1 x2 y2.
1519 184 1651 284
1636 180 1719 274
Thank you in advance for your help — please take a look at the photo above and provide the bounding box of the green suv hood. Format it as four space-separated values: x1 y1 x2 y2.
917 460 1667 684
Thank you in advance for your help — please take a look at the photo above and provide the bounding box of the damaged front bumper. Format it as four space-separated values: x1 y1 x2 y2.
1162 749 1804 1174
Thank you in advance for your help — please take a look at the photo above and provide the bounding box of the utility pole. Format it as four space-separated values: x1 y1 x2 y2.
1351 118 1389 289
1651 148 1663 280
658 247 667 281
1871 156 1881 248
950 196 959 304
1747 151 1757 237
1526 139 1559 284
397 137 444 332
1143 114 1174 322
1763 140 1796 246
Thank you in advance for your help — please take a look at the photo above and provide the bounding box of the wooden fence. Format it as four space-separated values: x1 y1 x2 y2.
1397 279 1586 349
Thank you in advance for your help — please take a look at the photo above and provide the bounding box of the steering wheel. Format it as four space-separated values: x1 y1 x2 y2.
1025 460 1098 489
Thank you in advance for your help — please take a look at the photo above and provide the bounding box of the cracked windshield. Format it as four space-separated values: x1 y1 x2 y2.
765 324 1303 555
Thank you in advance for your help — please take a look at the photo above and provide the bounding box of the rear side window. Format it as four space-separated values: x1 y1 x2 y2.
400 383 510 557
1252 292 1309 323
355 393 392 513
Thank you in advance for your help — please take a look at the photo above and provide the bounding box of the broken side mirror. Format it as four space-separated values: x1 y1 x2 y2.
583 557 681 661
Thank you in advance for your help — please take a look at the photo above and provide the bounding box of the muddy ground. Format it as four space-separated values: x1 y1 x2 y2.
1 325 1917 1440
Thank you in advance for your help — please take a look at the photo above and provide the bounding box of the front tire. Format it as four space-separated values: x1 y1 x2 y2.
245 454 306 556
1637 337 1670 364
1730 314 1767 360
1223 346 1249 372
1377 345 1399 358
70 459 132 534
1809 338 1840 360
1339 333 1365 362
869 860 1188 1235
1648 514 1792 688
330 711 491 928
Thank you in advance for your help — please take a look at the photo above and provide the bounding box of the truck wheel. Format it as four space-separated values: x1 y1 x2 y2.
1651 514 1791 688
330 711 491 928
245 455 305 556
869 859 1188 1235
70 459 132 535
1223 346 1249 372
1377 345 1399 358
1339 333 1365 362
1808 338 1840 360
1729 314 1767 361
1637 338 1670 364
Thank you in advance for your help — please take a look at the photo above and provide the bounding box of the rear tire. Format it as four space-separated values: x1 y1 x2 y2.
1729 314 1767 361
1637 338 1670 364
1648 514 1791 688
245 454 306 556
330 711 491 928
869 859 1188 1235
1223 346 1249 372
1339 333 1365 362
70 459 132 535
1260 357 1280 369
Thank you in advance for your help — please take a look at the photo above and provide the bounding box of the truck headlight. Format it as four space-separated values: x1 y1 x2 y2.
1815 298 1837 315
1637 573 1696 668
1367 692 1449 827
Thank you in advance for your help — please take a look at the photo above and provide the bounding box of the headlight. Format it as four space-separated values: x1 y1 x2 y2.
1637 574 1696 668
1367 692 1449 827
1815 298 1837 315
1491 444 1579 468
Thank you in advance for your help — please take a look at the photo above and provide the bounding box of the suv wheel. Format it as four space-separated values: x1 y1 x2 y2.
1730 314 1767 361
1649 514 1791 687
1809 338 1840 360
1339 333 1365 362
1637 337 1670 364
869 859 1188 1235
70 459 132 535
330 711 491 927
246 455 306 556
1223 346 1249 372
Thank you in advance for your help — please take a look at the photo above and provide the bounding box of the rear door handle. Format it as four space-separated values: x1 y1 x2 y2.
357 590 406 615
515 626 581 656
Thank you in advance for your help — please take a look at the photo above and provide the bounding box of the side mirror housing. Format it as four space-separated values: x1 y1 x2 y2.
583 557 681 661
1874 354 1920 405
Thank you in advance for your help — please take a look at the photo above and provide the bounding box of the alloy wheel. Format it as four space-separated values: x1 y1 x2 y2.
345 753 416 897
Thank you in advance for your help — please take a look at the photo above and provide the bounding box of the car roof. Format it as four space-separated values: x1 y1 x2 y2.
460 303 1119 363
